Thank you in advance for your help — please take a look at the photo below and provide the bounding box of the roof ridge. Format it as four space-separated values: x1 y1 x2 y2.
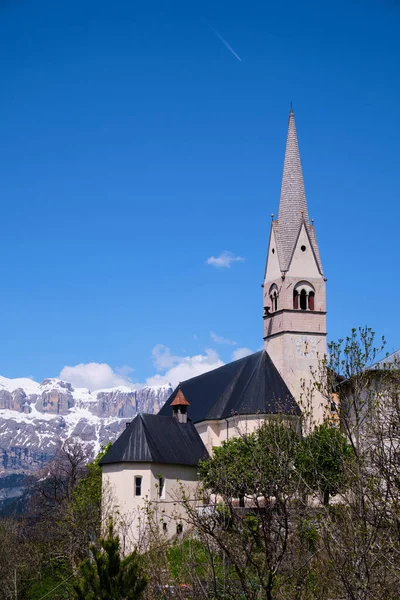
306 222 323 275
138 414 159 462
174 350 262 387
158 350 300 422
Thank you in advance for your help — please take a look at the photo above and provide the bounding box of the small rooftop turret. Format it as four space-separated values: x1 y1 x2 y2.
170 389 190 424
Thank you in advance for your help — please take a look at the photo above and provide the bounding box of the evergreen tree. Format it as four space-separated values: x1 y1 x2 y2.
74 519 147 600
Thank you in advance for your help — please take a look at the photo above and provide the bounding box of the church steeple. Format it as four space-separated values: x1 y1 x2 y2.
272 109 323 275
263 108 327 424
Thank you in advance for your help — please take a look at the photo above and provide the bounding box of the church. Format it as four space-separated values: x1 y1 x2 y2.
100 108 332 543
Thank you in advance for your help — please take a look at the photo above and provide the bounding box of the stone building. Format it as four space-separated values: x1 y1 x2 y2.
100 108 331 544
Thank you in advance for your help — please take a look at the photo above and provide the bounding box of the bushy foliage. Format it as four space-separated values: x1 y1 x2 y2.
26 563 74 600
199 419 300 499
295 422 353 504
0 443 113 600
64 442 112 565
74 519 147 600
199 418 353 506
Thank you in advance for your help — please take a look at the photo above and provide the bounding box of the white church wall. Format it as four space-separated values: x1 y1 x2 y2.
196 419 220 449
102 461 200 551
218 414 268 443
102 462 154 552
102 462 153 509
148 463 200 541
195 414 291 454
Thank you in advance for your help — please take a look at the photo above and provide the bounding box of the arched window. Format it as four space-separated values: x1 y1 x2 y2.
293 290 299 309
300 289 307 310
308 291 315 311
269 284 278 312
293 282 315 311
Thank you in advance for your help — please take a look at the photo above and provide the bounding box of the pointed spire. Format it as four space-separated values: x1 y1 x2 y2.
276 109 309 272
270 108 323 274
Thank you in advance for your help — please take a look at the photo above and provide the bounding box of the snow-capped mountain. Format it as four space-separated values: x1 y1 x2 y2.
0 375 172 477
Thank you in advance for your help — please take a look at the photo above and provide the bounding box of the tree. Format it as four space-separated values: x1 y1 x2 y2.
308 327 400 597
199 419 300 501
295 421 353 504
199 430 259 501
65 442 113 566
0 518 42 600
74 518 147 600
32 439 88 513
190 420 309 600
18 442 115 599
28 441 113 568
176 328 400 598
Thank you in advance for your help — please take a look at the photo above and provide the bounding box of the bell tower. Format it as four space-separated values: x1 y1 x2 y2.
263 109 327 423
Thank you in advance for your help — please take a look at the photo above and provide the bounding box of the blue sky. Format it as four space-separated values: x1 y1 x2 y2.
0 0 399 389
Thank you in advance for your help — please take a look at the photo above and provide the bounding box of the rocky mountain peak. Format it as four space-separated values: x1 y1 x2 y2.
0 375 173 484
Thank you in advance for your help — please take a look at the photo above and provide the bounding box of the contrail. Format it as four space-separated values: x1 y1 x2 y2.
208 24 242 62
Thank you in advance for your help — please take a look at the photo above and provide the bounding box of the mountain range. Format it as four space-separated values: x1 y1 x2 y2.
0 375 172 510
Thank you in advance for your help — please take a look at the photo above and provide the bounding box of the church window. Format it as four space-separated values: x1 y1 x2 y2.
163 522 168 534
158 476 165 498
300 289 307 310
301 245 306 252
135 476 142 497
308 291 315 310
272 248 275 254
176 523 183 536
269 284 279 312
273 292 278 311
293 290 299 309
293 282 315 311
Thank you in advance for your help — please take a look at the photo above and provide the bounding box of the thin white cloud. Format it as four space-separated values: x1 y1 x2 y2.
208 24 242 61
152 344 183 371
59 363 135 391
58 348 223 393
58 343 252 394
147 347 224 388
206 251 244 269
116 365 135 378
231 347 253 361
210 331 237 346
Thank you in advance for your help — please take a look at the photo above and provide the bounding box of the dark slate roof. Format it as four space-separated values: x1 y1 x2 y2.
158 350 300 423
99 414 209 466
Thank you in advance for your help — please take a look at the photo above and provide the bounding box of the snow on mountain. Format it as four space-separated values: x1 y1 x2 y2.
0 375 173 477
0 375 41 395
